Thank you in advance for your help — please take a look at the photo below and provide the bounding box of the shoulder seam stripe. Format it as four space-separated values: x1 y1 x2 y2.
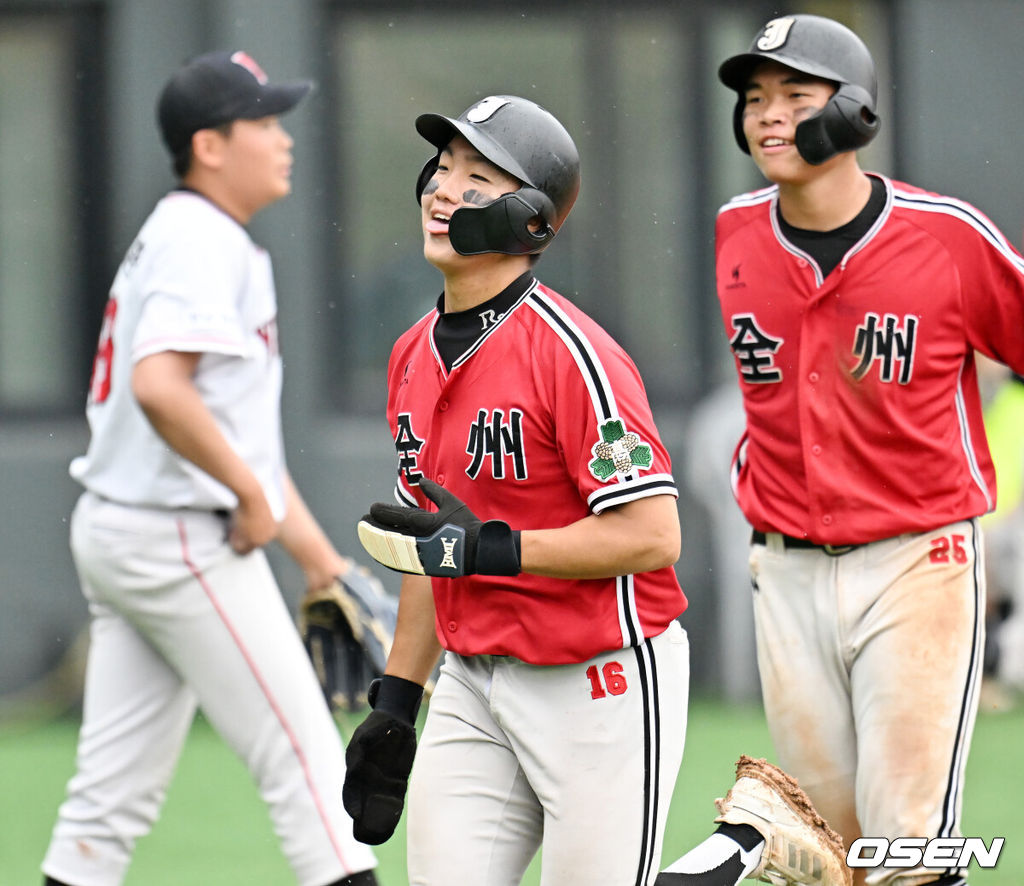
718 186 777 215
891 190 1024 272
526 290 618 421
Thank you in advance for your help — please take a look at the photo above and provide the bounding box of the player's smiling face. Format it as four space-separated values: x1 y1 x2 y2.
420 135 522 270
741 60 836 183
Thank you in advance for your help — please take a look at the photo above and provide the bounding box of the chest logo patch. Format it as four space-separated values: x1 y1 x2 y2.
589 419 653 482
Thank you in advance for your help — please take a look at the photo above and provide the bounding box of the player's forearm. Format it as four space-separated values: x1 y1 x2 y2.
520 494 680 579
276 473 349 589
132 351 264 506
385 574 443 686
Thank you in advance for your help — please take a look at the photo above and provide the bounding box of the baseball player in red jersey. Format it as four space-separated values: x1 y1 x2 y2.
41 52 377 886
342 95 690 885
661 13 1024 886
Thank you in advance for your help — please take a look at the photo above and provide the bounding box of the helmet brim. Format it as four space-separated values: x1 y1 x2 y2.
415 113 533 188
718 51 844 91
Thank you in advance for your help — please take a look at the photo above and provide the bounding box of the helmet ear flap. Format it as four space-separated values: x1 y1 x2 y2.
732 96 751 155
795 85 880 164
730 84 880 164
514 186 557 235
448 187 558 256
501 187 556 252
415 154 441 202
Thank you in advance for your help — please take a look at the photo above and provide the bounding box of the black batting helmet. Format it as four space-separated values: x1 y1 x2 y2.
719 14 880 165
414 95 580 256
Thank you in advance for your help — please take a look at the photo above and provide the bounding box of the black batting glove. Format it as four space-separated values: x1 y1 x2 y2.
342 675 423 845
356 477 521 577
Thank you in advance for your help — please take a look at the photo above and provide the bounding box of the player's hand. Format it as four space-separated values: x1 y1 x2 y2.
356 478 521 577
228 491 278 554
343 675 423 844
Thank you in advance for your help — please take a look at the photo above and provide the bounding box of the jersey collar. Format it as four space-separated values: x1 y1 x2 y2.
431 272 537 372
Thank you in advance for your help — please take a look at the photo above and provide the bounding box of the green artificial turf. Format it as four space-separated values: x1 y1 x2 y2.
1 695 1020 884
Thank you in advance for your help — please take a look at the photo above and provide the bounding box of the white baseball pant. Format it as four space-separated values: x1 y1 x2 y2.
42 492 376 886
749 519 985 886
407 620 690 886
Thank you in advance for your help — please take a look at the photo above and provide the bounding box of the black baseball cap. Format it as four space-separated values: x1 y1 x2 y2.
157 50 313 155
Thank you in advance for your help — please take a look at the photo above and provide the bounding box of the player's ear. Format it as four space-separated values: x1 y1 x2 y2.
190 127 227 171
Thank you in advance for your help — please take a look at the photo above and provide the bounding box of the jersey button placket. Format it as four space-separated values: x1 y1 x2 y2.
799 302 833 534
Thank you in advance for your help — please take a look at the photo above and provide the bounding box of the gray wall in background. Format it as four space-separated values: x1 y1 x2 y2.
894 0 1024 244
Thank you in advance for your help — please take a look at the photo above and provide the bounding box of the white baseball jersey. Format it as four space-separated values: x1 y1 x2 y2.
70 190 287 519
44 189 378 885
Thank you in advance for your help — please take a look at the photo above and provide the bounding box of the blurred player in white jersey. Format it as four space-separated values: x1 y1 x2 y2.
41 50 377 886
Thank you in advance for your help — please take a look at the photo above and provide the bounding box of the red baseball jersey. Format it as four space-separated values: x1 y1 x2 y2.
384 278 686 665
717 174 1024 544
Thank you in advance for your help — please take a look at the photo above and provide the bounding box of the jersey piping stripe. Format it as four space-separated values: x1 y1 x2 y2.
730 435 748 500
176 519 356 872
426 312 445 378
394 476 418 508
718 186 775 214
527 290 652 652
725 180 1024 274
427 279 540 379
588 474 677 514
526 290 618 422
839 176 894 267
891 187 1024 273
631 636 661 886
618 573 641 651
954 365 995 511
936 520 984 872
767 196 827 287
450 279 538 370
527 289 674 503
765 178 894 286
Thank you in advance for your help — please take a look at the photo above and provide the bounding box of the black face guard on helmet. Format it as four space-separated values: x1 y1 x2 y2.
447 188 556 256
414 95 580 256
719 13 880 165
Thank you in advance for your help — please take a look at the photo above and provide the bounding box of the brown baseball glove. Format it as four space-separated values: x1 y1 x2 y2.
299 564 398 712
